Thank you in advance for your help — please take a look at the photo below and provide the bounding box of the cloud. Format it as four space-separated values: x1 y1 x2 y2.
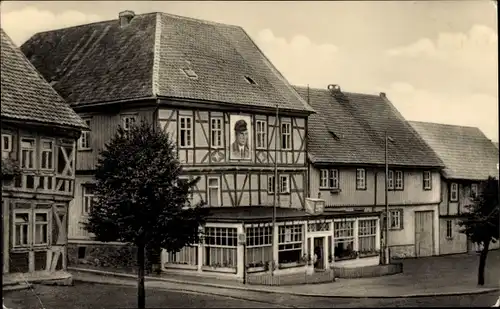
380 82 498 142
386 25 497 90
1 7 102 46
253 29 339 88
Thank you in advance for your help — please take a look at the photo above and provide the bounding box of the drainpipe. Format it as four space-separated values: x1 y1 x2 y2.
373 170 378 211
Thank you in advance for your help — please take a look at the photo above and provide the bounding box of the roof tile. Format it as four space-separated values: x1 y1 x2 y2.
1 28 87 130
409 121 499 180
21 12 313 113
294 86 444 168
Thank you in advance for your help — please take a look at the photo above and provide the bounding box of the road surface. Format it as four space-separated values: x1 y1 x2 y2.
3 282 499 308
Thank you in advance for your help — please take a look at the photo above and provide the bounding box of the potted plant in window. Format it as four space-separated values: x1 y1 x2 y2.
359 249 380 258
247 261 266 273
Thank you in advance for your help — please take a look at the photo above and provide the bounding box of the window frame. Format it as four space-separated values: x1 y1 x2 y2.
210 117 223 148
387 170 394 190
207 177 221 207
450 183 459 202
40 138 55 171
356 168 366 190
446 220 453 239
121 115 137 132
1 133 12 159
394 170 404 190
13 209 31 249
279 175 290 194
423 171 432 190
319 169 339 190
33 209 50 246
281 122 291 150
268 175 275 194
78 119 92 151
278 225 303 253
256 120 267 150
358 219 377 253
389 210 402 230
82 185 97 215
179 116 193 148
333 220 355 261
20 137 36 170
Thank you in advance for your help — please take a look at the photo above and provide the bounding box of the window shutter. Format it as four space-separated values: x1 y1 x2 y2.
399 209 404 229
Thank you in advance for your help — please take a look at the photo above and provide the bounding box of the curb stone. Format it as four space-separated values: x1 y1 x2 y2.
69 267 500 299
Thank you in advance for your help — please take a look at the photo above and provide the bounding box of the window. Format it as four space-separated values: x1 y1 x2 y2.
14 211 30 247
423 171 432 190
207 177 220 207
210 118 222 148
446 220 453 239
178 176 193 207
334 221 355 260
83 185 96 215
356 168 366 190
387 170 394 190
281 123 291 150
395 171 404 190
278 225 303 263
279 175 290 194
358 219 377 253
256 120 267 149
246 226 273 267
389 210 402 230
450 183 458 202
179 116 193 148
203 227 237 268
166 245 198 266
40 140 54 170
1 134 12 158
79 120 91 150
121 115 136 132
20 138 36 169
268 175 275 194
470 183 478 199
34 211 49 245
320 169 339 189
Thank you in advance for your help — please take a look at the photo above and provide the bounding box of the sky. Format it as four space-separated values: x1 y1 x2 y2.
1 1 498 142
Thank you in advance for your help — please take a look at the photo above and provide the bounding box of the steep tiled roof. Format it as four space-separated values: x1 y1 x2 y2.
294 86 444 168
1 29 87 130
20 12 313 113
409 121 499 181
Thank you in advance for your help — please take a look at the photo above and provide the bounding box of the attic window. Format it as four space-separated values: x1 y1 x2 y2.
244 76 257 85
182 68 198 79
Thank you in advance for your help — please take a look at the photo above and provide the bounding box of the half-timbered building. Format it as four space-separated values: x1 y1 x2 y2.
294 85 445 261
409 121 500 255
20 11 383 280
1 28 87 286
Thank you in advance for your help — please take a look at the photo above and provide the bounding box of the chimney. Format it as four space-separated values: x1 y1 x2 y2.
380 92 386 98
119 10 135 27
327 84 341 94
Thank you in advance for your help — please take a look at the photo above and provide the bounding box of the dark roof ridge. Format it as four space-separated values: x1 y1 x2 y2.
293 85 384 97
408 120 481 130
158 11 242 29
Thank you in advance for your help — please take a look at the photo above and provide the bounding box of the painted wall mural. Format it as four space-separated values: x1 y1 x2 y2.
229 115 252 161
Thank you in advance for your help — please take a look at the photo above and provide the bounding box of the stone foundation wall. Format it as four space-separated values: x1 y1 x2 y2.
390 244 415 259
68 242 160 273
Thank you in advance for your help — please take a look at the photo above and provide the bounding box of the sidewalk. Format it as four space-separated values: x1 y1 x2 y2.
69 251 500 298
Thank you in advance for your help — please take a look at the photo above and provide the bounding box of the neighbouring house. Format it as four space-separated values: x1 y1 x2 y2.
20 10 382 281
294 85 445 260
1 28 87 286
409 121 500 255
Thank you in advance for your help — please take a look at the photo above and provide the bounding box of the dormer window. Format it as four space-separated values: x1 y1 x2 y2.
244 76 257 85
182 68 198 79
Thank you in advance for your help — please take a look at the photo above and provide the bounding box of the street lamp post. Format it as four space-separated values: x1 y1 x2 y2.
384 132 393 265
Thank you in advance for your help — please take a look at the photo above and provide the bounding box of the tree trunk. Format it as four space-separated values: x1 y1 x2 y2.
478 240 490 286
137 244 146 309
